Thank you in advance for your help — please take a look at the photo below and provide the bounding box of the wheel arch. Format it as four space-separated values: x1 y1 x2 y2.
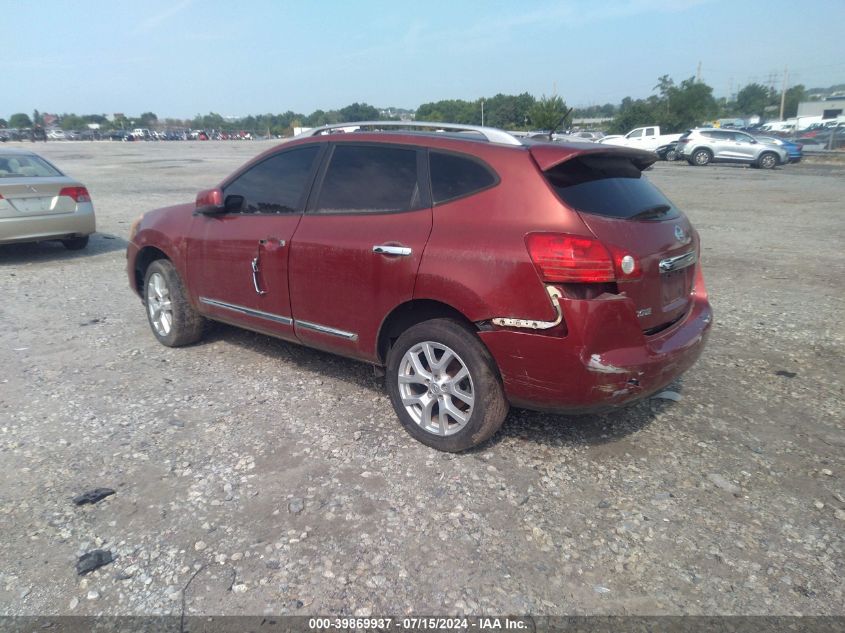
376 299 478 365
133 245 171 294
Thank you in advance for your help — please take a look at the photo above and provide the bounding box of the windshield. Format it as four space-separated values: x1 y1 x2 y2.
0 154 63 178
544 154 679 220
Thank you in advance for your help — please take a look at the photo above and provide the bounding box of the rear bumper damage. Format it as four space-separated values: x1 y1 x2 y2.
479 267 712 413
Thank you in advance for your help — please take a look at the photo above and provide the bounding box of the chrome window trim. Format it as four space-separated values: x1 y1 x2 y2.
199 297 293 326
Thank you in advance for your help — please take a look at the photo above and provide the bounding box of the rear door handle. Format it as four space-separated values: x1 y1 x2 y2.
373 245 412 256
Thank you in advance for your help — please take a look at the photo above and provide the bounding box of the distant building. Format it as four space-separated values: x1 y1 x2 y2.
797 99 845 120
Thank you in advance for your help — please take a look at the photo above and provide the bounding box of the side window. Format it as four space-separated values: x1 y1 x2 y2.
736 133 754 143
627 129 644 139
315 145 420 213
430 151 497 204
223 146 319 214
645 127 656 136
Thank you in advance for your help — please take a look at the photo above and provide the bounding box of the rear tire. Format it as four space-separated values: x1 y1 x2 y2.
692 148 712 166
143 259 205 347
62 235 89 250
758 152 778 169
386 318 508 452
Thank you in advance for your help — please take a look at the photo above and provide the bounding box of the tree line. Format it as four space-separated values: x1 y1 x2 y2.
1 78 833 136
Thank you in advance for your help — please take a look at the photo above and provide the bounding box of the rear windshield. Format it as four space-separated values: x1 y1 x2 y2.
0 154 62 178
545 154 679 220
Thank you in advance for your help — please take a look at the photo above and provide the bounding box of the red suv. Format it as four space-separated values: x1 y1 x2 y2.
127 122 712 451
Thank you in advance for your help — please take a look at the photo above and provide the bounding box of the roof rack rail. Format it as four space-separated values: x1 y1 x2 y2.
297 121 523 146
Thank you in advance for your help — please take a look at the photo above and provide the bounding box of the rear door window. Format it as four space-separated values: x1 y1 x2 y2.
223 146 320 214
544 154 678 220
429 151 497 204
314 145 422 213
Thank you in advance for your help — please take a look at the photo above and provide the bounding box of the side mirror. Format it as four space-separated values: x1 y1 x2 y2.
224 194 245 213
195 188 224 214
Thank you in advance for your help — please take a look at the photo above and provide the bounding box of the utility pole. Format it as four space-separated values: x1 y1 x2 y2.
779 65 789 121
696 61 701 83
481 99 484 127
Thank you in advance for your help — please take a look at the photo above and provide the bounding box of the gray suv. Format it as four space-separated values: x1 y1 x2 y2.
677 128 788 169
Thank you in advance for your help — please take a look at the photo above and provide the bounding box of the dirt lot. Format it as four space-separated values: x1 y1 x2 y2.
0 141 843 616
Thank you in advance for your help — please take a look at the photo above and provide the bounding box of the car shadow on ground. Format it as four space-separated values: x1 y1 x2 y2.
199 322 679 450
0 232 128 264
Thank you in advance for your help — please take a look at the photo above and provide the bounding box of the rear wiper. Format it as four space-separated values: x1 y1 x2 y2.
630 204 672 220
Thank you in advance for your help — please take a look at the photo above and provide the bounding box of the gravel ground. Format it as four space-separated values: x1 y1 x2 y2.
0 141 843 616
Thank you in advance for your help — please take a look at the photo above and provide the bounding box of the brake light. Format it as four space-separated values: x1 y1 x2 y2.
526 233 642 283
677 138 690 144
526 233 615 283
59 186 91 203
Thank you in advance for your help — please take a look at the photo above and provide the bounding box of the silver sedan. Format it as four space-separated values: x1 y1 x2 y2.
0 148 95 249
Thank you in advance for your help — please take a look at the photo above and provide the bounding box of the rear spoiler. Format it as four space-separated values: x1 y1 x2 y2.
528 143 656 172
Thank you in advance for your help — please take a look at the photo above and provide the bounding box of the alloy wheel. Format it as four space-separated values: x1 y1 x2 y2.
146 272 173 337
397 341 475 436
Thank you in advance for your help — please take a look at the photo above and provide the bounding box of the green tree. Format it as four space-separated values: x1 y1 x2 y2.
9 113 32 128
61 114 87 130
482 93 536 129
736 83 770 118
663 77 718 131
609 96 661 134
529 94 568 131
415 99 478 124
338 102 379 122
32 109 42 126
783 84 805 118
0 118 7 128
139 112 158 127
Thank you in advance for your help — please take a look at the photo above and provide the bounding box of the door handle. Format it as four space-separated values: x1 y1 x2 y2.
373 245 412 256
251 257 267 295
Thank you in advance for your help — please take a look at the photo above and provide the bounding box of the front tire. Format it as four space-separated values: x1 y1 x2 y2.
386 319 508 452
143 259 205 347
758 152 778 169
692 148 712 166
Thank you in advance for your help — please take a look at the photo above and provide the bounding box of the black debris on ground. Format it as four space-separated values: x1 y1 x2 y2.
76 550 114 575
73 487 116 506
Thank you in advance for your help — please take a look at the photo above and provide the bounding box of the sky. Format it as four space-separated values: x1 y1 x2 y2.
2 0 844 120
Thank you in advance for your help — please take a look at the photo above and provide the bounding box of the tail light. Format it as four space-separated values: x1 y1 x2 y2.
525 232 641 283
677 138 690 144
59 186 91 203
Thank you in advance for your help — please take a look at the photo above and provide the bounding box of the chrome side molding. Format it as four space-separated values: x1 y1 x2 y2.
295 320 358 341
199 297 292 325
199 297 358 341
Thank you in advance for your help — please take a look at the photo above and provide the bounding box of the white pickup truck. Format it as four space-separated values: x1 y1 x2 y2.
598 126 681 151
